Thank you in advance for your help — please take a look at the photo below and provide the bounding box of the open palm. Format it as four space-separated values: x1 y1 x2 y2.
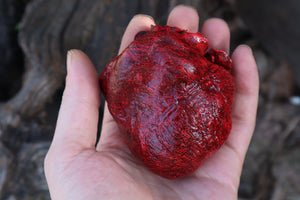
45 5 259 200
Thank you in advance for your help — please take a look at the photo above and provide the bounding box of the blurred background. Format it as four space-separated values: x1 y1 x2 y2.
0 0 299 199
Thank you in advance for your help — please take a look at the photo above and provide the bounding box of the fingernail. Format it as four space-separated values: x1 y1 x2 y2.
174 4 198 12
239 44 253 55
67 50 75 73
133 14 155 23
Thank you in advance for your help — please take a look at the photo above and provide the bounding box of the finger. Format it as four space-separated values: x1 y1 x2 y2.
201 18 230 53
51 50 101 154
226 45 259 159
119 14 155 54
167 5 199 33
98 15 155 151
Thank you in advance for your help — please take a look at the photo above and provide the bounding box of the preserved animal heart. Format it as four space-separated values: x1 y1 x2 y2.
100 25 235 178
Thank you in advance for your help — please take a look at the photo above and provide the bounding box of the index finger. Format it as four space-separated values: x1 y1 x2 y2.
119 14 156 54
98 15 155 151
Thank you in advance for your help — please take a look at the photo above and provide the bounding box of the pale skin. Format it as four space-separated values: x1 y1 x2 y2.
44 5 259 200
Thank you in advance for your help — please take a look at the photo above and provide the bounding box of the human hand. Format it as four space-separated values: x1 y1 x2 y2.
44 5 259 200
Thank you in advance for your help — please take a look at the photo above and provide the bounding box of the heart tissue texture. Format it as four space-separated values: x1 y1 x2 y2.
100 25 235 179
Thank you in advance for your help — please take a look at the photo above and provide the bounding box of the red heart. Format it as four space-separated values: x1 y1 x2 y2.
100 25 235 178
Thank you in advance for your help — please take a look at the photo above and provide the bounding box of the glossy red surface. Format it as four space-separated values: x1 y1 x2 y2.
100 25 235 178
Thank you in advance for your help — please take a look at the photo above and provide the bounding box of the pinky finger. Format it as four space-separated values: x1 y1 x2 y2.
227 45 259 158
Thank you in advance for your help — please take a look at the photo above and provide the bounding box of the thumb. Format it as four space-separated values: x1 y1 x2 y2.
50 50 101 157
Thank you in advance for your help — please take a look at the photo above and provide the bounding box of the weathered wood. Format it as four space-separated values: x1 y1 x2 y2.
1 142 51 199
0 0 139 127
0 0 25 101
0 142 14 198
